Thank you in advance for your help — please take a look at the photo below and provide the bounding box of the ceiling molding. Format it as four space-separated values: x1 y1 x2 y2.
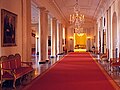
94 0 116 19
92 0 102 20
49 0 69 25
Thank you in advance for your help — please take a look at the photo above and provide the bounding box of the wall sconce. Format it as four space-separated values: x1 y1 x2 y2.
35 36 39 39
87 37 91 40
87 37 91 39
69 37 73 40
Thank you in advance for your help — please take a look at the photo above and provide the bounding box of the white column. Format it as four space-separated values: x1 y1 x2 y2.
51 17 57 57
39 7 49 62
108 7 112 58
59 23 63 54
57 22 60 54
45 11 49 61
22 0 31 61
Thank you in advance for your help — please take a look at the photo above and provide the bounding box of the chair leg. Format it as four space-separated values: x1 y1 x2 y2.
1 79 3 88
13 79 16 89
20 77 22 85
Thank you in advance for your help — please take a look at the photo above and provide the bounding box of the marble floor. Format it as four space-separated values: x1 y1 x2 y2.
1 54 64 90
1 53 120 90
92 53 120 87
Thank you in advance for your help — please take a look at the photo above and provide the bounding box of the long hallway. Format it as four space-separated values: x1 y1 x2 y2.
1 0 120 90
23 52 119 90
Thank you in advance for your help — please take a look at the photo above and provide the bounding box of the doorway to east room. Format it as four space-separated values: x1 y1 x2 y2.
74 33 87 52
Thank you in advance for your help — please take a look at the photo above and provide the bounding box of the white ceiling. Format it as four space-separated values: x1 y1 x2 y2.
53 0 101 21
31 2 39 24
31 0 111 25
50 0 101 22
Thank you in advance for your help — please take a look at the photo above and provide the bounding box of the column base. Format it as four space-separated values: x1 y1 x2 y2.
39 61 46 64
58 53 64 55
46 59 50 62
50 56 56 58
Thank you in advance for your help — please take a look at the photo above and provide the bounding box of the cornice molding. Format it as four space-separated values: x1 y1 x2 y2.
32 0 67 25
95 0 116 19
49 0 68 25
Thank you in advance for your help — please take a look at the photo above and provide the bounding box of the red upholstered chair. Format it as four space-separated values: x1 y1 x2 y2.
110 58 120 73
0 56 14 88
8 55 16 69
1 57 10 69
15 53 21 68
0 54 34 88
14 53 34 84
15 53 33 67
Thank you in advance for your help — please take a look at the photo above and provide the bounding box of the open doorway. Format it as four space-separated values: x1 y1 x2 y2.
31 2 40 56
48 15 52 57
74 33 87 52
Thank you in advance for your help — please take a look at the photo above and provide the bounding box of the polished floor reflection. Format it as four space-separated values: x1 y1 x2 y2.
1 53 120 90
1 55 64 90
92 53 120 87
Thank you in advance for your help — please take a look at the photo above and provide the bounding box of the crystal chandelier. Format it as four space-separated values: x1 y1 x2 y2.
75 27 84 36
69 0 85 27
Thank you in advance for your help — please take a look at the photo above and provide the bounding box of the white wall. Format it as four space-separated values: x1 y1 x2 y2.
96 0 120 58
0 0 22 56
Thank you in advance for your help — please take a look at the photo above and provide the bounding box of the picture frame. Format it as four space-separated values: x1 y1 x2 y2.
1 9 17 47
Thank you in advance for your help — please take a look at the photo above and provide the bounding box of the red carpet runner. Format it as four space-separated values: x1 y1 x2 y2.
24 52 119 90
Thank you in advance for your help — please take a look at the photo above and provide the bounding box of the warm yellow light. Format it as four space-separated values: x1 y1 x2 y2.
74 33 76 47
87 37 91 39
74 33 86 47
35 35 39 38
63 27 65 39
69 0 85 26
77 33 84 36
69 37 73 40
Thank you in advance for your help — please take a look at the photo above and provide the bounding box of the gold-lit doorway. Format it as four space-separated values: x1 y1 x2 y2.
74 33 86 52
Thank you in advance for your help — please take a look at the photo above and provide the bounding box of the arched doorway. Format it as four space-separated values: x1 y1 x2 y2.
112 12 117 58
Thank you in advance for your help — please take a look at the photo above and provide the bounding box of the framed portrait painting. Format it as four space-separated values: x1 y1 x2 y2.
1 9 17 47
